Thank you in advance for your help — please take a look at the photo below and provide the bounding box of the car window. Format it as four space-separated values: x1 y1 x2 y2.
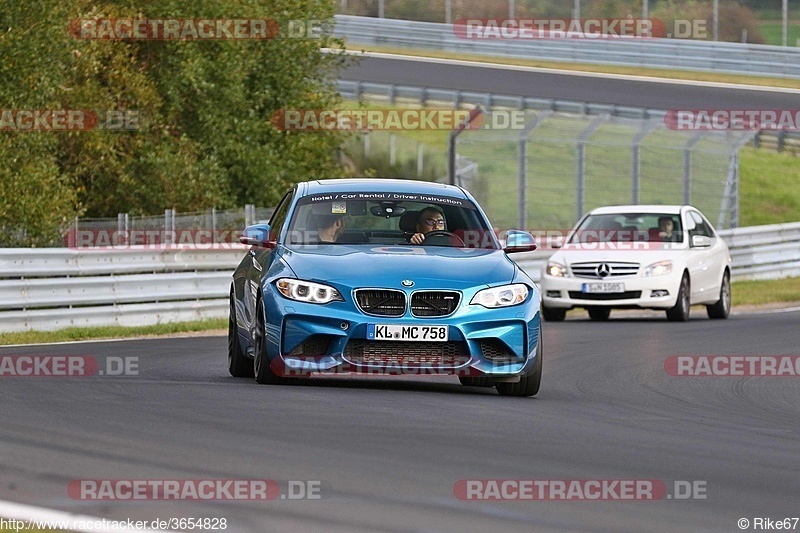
285 192 499 248
268 190 294 242
689 211 712 238
569 213 683 244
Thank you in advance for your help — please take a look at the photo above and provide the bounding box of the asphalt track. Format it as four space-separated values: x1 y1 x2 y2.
341 54 800 110
2 309 799 532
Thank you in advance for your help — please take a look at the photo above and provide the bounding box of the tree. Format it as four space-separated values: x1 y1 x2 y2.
0 0 350 246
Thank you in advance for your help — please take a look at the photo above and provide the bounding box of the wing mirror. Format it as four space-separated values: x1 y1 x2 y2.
504 230 538 253
239 224 276 249
691 235 712 248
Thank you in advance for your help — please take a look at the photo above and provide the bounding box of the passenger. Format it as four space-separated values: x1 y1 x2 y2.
314 213 346 243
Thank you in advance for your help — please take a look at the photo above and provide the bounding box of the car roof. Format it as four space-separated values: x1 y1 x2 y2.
301 178 469 199
587 205 686 215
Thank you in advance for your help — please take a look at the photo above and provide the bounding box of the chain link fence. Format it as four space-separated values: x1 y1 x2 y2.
455 109 756 232
64 206 274 247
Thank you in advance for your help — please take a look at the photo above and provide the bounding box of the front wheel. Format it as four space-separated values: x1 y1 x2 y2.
253 297 283 385
228 292 254 378
706 271 731 319
542 306 566 322
496 331 542 397
666 273 690 322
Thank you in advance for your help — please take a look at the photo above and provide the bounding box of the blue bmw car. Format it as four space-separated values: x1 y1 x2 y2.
228 178 542 396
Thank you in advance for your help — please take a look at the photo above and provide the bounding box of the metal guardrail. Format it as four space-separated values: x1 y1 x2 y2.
0 246 244 333
334 15 800 79
337 80 667 119
1 222 798 332
337 80 797 154
512 221 800 283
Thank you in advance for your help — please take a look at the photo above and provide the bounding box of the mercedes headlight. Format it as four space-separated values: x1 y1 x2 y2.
470 284 529 308
644 260 673 277
276 278 343 304
545 261 567 277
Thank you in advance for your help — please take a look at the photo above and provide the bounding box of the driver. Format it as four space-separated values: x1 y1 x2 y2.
410 207 446 244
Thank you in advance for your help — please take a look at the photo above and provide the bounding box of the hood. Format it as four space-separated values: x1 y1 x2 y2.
280 245 516 289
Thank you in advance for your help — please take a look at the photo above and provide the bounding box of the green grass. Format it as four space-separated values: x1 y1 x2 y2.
0 318 226 347
758 21 800 46
732 276 800 306
739 147 800 226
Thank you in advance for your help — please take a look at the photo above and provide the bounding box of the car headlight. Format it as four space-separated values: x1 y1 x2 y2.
470 284 529 308
644 260 673 277
276 278 343 304
545 261 567 277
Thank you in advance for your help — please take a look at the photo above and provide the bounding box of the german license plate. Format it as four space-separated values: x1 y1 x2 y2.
367 324 449 342
582 282 624 293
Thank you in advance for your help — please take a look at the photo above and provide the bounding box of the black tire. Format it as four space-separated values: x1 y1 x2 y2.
706 271 731 319
496 330 542 397
228 292 254 378
253 297 282 385
587 307 611 321
458 376 493 387
666 273 691 322
542 306 566 322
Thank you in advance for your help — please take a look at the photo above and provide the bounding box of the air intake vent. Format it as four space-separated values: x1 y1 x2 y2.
410 291 461 317
355 289 406 317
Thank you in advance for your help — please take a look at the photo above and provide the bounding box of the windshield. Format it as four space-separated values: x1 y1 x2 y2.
569 213 684 244
285 192 499 249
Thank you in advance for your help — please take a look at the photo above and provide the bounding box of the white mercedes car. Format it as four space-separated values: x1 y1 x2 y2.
540 205 731 322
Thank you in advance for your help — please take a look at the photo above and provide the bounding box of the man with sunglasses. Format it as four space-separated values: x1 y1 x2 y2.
410 207 446 244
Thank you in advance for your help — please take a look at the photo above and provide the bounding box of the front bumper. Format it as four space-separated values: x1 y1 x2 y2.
541 271 683 310
261 290 541 379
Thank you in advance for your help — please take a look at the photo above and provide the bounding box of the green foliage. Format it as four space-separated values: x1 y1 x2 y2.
0 0 349 245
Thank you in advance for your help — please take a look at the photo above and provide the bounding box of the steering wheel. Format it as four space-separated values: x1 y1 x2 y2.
423 230 465 247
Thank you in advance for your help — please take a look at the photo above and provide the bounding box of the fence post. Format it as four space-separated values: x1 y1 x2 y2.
417 142 424 177
576 115 606 222
683 134 704 205
245 205 255 227
164 209 175 245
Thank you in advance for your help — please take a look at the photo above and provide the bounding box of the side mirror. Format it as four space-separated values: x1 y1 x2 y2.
239 224 275 249
691 235 711 248
504 230 538 253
